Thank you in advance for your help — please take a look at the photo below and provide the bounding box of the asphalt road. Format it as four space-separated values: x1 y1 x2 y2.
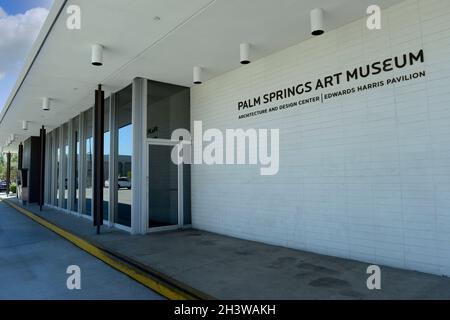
0 199 163 300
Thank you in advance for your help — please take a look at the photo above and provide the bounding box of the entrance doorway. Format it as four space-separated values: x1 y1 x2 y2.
147 141 184 231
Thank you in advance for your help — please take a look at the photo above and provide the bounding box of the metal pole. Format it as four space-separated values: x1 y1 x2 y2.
93 84 104 234
39 126 46 211
18 143 23 171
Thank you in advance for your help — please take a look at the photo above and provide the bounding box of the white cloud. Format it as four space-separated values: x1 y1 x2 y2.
0 6 49 82
0 72 5 80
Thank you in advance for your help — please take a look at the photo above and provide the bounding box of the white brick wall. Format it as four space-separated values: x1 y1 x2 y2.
190 0 450 276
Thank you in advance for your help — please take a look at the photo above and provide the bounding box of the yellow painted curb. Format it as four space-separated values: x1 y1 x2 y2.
3 199 198 300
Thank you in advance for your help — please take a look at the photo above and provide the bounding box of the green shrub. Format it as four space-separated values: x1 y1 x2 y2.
9 183 16 194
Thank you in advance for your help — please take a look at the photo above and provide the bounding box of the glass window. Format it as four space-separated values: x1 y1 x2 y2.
148 144 178 228
183 164 191 225
146 80 191 226
103 98 110 221
84 108 93 216
45 132 51 204
147 80 190 139
72 116 80 211
55 128 60 207
50 131 55 205
44 133 51 203
63 123 69 209
115 85 132 227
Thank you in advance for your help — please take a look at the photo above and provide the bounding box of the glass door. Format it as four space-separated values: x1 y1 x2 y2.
148 142 182 231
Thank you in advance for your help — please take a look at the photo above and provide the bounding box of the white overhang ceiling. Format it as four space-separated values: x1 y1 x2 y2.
0 0 404 151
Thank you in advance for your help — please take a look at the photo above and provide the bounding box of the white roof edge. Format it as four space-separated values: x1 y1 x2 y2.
0 0 68 124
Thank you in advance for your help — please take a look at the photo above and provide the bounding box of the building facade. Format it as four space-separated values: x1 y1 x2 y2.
1 0 450 277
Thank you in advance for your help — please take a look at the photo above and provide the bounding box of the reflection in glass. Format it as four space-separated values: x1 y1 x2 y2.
103 98 110 220
45 133 51 204
63 123 69 209
73 116 80 211
148 144 178 228
55 128 60 206
147 80 190 139
183 163 191 225
84 109 93 216
115 85 132 227
146 80 191 228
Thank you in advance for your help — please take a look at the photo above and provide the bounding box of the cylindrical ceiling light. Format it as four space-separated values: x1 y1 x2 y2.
42 97 50 111
193 66 202 84
310 8 324 36
91 44 104 66
10 134 15 142
22 120 28 130
240 43 251 64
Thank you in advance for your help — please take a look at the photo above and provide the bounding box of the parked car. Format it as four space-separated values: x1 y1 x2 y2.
105 177 131 189
118 177 131 189
0 180 7 192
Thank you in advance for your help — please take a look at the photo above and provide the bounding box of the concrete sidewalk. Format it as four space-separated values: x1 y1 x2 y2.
0 200 163 300
4 198 450 300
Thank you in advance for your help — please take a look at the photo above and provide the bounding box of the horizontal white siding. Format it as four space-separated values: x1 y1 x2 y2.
190 0 450 276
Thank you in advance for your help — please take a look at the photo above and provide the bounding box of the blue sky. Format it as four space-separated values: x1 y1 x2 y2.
0 0 53 15
0 0 53 111
0 1 133 156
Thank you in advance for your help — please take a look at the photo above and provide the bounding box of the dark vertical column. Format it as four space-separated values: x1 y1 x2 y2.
17 143 23 199
93 84 104 234
39 126 46 211
18 143 23 171
6 152 11 196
